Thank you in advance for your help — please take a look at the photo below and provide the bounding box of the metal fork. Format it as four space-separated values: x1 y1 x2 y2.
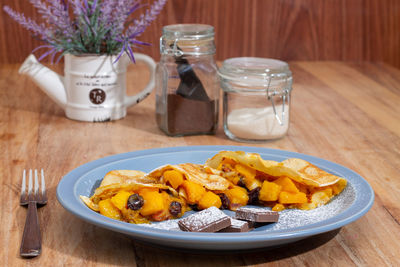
20 169 47 257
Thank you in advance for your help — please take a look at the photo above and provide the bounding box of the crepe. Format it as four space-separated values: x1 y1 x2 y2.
80 170 188 223
205 151 347 210
148 163 230 191
98 170 154 187
146 163 241 210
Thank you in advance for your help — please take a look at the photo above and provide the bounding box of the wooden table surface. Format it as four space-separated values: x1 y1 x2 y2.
1 61 399 266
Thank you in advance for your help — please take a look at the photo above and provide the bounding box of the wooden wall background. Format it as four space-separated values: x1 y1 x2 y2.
0 0 399 68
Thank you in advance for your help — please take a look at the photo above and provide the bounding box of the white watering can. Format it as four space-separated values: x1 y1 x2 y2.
19 53 156 122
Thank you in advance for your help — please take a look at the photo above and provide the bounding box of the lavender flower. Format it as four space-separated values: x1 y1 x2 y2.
116 0 167 62
3 0 167 63
3 6 51 41
126 0 167 38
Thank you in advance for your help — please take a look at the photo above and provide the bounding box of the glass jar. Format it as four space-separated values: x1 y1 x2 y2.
218 57 293 142
155 24 219 136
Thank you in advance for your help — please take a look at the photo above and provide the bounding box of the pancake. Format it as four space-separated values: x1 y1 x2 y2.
147 163 243 210
148 163 230 191
99 170 154 187
205 151 347 210
80 170 188 224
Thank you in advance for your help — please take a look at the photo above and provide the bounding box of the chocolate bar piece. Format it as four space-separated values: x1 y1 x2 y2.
218 218 253 233
178 207 231 232
234 207 279 223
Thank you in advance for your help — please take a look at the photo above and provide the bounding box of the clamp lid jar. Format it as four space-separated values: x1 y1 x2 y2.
155 24 219 136
218 57 293 142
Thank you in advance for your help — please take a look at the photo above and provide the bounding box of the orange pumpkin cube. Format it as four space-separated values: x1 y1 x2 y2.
163 170 184 189
272 203 285 212
110 190 131 210
198 191 222 210
331 180 347 195
310 190 331 207
139 190 166 216
181 180 206 204
225 186 249 209
279 191 307 204
98 199 121 220
235 164 256 179
259 181 282 202
273 177 299 193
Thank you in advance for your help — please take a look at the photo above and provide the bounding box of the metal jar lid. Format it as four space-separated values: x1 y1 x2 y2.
160 24 216 56
219 57 293 126
218 57 292 87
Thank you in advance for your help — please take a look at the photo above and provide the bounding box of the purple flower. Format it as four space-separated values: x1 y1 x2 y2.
126 0 167 38
3 0 167 63
3 6 50 41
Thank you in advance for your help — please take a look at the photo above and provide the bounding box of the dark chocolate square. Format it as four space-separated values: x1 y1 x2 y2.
178 207 231 232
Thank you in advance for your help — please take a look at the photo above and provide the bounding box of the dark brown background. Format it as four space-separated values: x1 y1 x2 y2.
1 0 399 68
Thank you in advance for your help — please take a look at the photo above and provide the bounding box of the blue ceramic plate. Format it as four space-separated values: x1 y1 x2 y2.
57 146 374 250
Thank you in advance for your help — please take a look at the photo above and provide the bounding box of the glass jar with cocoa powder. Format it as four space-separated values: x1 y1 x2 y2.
155 24 219 136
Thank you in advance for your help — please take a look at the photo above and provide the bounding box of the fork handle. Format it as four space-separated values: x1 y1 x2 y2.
20 201 41 257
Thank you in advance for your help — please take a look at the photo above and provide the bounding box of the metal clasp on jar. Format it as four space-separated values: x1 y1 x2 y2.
160 37 184 57
266 77 291 126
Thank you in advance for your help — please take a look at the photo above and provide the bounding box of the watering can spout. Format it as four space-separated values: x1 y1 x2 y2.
19 54 67 109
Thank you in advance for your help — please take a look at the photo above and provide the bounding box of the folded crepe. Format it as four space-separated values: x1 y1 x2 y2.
205 151 347 210
80 170 189 224
146 163 249 210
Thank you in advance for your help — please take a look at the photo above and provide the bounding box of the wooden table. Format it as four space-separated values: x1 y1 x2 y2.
1 61 399 266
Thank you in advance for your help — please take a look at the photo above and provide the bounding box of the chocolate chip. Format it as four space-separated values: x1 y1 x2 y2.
247 187 261 204
237 176 246 188
127 194 144 210
218 193 230 210
169 201 182 216
189 204 200 211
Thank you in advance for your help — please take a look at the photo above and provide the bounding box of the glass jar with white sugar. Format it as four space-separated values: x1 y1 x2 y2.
218 57 292 142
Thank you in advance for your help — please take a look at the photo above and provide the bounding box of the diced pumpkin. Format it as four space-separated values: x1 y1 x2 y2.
298 202 316 210
279 191 307 204
98 199 121 220
198 191 222 210
229 175 241 185
181 180 206 204
331 179 347 195
139 190 166 216
245 178 263 191
321 188 333 198
272 203 285 212
234 164 259 190
297 183 308 194
221 158 237 166
163 170 184 189
217 158 237 171
273 177 299 193
225 186 249 209
110 190 131 210
235 164 256 180
259 181 282 202
310 190 331 207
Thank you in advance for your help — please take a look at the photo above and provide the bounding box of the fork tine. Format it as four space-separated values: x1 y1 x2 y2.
20 170 26 202
28 169 33 196
41 169 45 196
34 169 39 196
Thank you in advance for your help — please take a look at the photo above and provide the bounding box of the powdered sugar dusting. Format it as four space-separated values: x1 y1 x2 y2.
179 206 231 232
144 219 181 231
269 183 355 231
236 207 277 214
137 183 355 233
230 218 248 227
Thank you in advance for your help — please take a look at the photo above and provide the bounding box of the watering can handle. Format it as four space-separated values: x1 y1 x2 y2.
124 53 156 107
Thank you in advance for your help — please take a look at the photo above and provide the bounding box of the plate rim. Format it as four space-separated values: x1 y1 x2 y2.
57 145 374 246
